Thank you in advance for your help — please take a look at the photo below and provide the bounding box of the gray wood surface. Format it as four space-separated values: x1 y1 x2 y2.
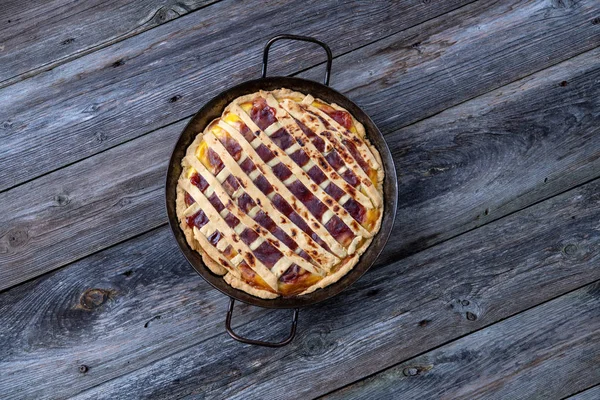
72 172 600 399
567 385 600 400
3 166 599 398
0 0 471 192
1 0 599 397
322 282 600 400
0 0 218 86
2 43 598 292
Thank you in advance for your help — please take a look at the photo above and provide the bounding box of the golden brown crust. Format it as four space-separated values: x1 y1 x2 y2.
176 88 384 299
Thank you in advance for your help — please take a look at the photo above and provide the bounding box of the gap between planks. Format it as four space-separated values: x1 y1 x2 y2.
0 0 226 89
0 0 478 195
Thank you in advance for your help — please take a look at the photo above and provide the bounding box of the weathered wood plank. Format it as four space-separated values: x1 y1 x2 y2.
0 226 285 399
0 119 184 290
300 0 600 135
0 0 471 192
567 385 600 400
322 282 600 400
3 164 599 398
2 42 598 291
73 171 600 399
0 0 219 86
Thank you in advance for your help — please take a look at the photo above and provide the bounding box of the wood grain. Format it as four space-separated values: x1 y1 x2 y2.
322 282 600 400
73 173 600 399
3 165 599 398
0 0 219 86
0 0 471 192
2 42 598 292
300 0 600 135
567 385 600 400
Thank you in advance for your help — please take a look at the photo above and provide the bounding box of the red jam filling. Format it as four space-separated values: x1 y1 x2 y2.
255 143 275 163
329 110 353 130
272 162 292 181
237 193 256 213
207 230 222 246
253 174 274 195
325 182 345 200
186 210 209 229
190 173 209 192
252 241 283 269
343 198 366 224
342 139 369 173
207 192 225 213
294 119 316 138
280 263 303 283
269 128 296 151
271 194 329 250
341 169 359 187
222 174 240 195
289 149 310 166
239 123 255 142
325 215 353 246
325 151 345 170
221 135 243 161
240 228 259 245
307 165 327 184
239 157 256 174
184 192 195 206
250 98 277 130
207 148 224 174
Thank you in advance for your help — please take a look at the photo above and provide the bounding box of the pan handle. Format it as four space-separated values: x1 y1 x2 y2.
262 34 333 86
225 298 299 347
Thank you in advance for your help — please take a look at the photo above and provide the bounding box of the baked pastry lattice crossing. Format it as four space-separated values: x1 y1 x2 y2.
176 89 384 298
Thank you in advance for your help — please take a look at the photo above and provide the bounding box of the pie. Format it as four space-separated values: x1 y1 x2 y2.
176 88 384 299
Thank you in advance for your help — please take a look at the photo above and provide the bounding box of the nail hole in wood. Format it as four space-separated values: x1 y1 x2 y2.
112 59 125 68
122 270 133 277
484 208 489 216
461 299 470 306
169 95 182 103
418 319 430 327
79 365 89 374
144 315 161 328
559 81 568 87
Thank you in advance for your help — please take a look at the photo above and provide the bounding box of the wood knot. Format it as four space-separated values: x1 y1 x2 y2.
117 197 132 207
82 103 100 114
54 194 70 206
1 120 13 130
112 59 125 68
301 327 334 358
7 229 29 248
466 311 477 321
80 289 110 310
403 365 432 376
95 131 107 143
563 243 578 256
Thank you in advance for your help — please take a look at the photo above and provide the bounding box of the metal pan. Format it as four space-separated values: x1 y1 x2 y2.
166 34 398 347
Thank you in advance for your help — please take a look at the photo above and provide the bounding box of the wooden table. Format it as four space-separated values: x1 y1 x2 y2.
1 1 599 398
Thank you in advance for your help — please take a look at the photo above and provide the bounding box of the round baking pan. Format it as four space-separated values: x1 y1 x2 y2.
166 34 398 346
